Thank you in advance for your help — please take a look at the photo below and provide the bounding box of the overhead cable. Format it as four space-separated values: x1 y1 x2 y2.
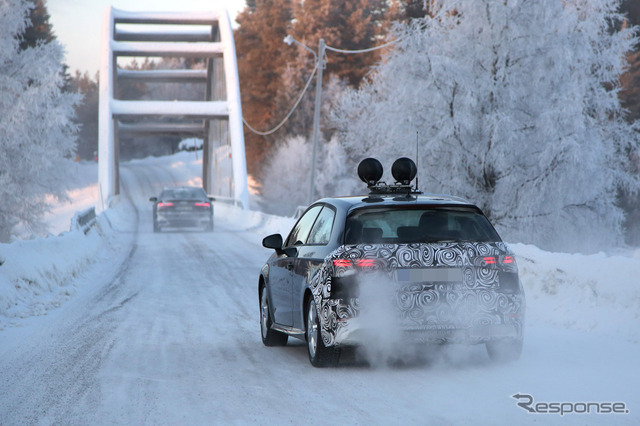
324 38 400 54
242 61 319 136
243 37 400 136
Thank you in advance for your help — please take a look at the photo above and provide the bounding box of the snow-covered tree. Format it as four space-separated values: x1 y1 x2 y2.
259 135 360 216
333 0 640 252
0 0 79 241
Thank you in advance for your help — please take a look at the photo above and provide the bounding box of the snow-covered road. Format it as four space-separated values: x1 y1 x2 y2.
1 160 638 425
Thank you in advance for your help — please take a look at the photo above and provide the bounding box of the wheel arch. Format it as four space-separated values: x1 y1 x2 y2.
258 275 266 304
303 288 314 337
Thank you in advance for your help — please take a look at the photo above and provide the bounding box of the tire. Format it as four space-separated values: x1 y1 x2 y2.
153 216 160 233
206 219 214 232
260 287 288 346
486 338 523 362
306 297 340 367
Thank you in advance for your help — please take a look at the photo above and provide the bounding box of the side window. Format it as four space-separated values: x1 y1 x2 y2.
307 206 336 245
285 205 323 246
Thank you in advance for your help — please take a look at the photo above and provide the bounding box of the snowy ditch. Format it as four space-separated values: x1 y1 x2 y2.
1 153 639 344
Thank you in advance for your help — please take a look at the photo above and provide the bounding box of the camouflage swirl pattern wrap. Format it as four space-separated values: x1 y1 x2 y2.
308 242 525 347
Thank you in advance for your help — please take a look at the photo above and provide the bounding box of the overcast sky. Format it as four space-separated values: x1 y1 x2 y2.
48 0 247 75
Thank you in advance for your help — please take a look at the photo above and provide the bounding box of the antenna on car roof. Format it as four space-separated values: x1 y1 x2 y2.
415 131 419 193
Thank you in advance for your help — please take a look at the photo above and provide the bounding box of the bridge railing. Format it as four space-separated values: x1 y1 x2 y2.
71 207 97 235
212 196 244 210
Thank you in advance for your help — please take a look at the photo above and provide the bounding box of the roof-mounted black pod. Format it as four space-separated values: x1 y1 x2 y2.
358 158 383 187
359 157 422 197
391 157 417 185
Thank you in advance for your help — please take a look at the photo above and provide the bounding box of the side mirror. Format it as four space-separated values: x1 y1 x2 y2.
283 247 298 257
209 196 216 202
262 234 283 250
263 234 298 257
149 197 158 202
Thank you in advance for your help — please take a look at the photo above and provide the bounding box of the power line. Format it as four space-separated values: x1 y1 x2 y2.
242 36 401 136
324 37 401 54
242 61 319 136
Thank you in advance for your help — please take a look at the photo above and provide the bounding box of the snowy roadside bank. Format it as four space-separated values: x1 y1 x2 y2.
0 225 99 329
0 200 134 330
0 152 202 329
513 243 640 343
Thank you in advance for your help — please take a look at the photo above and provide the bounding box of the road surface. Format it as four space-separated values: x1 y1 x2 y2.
0 162 638 425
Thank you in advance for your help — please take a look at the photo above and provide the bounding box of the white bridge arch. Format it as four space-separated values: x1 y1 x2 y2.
98 7 248 209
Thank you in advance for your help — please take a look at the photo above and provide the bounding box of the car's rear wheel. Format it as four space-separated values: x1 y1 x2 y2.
306 297 340 367
206 219 214 232
486 338 523 362
260 288 288 346
153 216 160 233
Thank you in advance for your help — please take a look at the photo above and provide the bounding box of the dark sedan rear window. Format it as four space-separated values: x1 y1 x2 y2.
344 206 501 244
161 188 206 200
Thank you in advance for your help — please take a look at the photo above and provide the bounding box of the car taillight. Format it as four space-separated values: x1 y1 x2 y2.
158 202 173 207
333 259 351 267
333 259 376 268
194 202 210 207
483 256 515 266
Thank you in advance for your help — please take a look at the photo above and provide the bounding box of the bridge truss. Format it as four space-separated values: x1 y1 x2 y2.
98 7 248 209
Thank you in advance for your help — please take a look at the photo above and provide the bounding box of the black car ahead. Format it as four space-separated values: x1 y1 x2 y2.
149 186 214 232
259 158 525 367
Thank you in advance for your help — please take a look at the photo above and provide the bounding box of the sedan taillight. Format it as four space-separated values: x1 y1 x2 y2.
194 202 210 207
158 202 173 207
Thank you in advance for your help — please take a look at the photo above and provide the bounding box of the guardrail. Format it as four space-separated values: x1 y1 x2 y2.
211 196 244 210
71 207 97 234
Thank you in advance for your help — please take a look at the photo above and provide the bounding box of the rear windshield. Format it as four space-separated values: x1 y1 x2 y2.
161 187 206 200
344 206 501 244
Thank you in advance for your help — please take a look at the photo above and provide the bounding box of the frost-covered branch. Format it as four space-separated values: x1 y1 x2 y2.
334 0 640 252
0 0 79 241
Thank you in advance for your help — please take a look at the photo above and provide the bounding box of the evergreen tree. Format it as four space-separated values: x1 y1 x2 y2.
267 0 393 172
620 0 640 26
234 0 294 177
291 0 389 86
19 0 54 50
618 0 640 244
69 71 99 161
389 0 430 21
19 1 75 90
235 0 401 178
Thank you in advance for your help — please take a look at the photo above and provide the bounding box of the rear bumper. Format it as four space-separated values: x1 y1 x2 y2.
310 243 525 348
156 211 212 227
318 290 525 347
333 319 521 346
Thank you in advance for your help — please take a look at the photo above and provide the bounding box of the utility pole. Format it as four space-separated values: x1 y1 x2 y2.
308 38 325 206
282 34 396 206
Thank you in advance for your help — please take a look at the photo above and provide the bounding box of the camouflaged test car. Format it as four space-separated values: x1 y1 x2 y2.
259 158 525 367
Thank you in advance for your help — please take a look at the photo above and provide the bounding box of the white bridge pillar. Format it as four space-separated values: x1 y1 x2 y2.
98 7 249 210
